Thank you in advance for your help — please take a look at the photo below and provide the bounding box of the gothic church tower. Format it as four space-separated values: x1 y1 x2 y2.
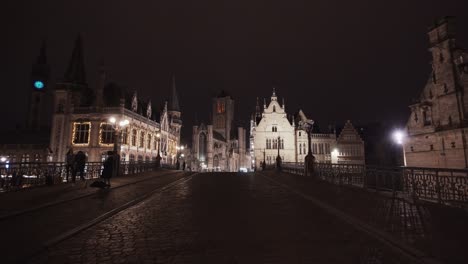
27 41 51 130
212 90 234 141
406 17 468 168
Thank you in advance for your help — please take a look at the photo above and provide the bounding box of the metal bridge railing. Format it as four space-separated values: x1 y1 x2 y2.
0 161 161 192
282 162 468 205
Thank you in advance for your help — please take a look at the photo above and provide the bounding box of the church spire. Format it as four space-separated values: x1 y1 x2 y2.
95 60 106 107
255 97 261 118
64 34 86 84
168 73 180 112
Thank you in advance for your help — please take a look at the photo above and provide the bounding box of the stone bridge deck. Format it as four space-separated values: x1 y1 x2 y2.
0 171 466 263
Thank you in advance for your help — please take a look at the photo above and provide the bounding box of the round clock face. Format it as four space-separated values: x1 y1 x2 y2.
34 80 44 89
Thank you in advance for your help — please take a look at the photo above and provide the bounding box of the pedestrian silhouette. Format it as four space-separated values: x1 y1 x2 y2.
101 151 114 188
74 151 87 183
65 148 75 182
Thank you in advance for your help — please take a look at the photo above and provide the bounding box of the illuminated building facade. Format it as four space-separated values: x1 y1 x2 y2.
250 89 365 169
0 36 181 165
49 37 182 163
405 17 468 169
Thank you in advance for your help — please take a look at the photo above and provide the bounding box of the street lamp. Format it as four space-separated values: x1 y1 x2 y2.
108 116 129 177
108 117 129 153
176 145 184 169
392 129 407 166
276 135 282 171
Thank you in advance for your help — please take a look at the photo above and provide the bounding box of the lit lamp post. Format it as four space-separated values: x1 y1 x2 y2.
176 145 184 170
303 119 315 177
393 130 407 167
109 117 129 153
276 136 282 171
109 117 129 177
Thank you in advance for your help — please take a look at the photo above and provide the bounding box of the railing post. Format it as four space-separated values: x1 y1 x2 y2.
435 170 442 204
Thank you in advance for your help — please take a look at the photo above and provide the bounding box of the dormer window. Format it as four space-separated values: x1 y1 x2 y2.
423 109 431 126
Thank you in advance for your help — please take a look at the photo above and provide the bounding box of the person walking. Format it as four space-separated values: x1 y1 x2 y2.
74 151 87 184
65 148 75 182
182 161 186 171
101 151 114 188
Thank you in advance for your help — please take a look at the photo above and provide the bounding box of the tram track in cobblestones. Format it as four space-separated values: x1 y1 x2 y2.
2 171 196 264
0 170 180 221
260 173 442 264
30 174 196 263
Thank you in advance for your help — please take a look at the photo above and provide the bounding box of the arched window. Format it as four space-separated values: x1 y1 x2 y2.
299 144 302 155
273 106 276 112
139 131 145 148
199 133 207 161
147 134 152 149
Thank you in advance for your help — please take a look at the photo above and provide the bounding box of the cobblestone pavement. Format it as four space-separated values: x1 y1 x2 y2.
1 170 190 264
31 172 406 264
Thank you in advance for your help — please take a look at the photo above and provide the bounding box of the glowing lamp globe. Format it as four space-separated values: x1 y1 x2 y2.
34 80 44 90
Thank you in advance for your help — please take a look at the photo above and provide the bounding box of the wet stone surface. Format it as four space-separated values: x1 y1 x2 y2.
31 172 395 264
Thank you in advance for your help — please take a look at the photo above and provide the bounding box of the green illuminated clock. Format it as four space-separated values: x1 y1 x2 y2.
34 80 45 90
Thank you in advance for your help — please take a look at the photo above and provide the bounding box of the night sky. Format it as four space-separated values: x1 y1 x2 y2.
2 1 468 142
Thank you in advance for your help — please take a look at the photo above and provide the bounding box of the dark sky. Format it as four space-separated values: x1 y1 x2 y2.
2 1 468 142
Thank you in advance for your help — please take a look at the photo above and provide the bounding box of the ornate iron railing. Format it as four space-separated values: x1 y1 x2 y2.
0 161 161 192
282 162 468 205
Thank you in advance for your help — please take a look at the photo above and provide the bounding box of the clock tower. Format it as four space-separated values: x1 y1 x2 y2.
27 41 51 130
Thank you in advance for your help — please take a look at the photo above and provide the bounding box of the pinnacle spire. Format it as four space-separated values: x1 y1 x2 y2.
37 40 47 65
169 73 180 112
255 97 261 117
64 34 86 84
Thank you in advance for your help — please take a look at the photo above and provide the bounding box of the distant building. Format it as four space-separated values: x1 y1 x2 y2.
190 91 249 172
0 36 182 165
250 89 364 169
406 17 468 169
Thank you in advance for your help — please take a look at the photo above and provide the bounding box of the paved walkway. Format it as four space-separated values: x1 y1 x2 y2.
0 169 178 218
31 172 408 264
0 169 190 263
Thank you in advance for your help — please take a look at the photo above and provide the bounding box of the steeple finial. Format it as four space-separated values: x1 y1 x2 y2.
271 87 277 101
64 34 86 84
169 73 180 112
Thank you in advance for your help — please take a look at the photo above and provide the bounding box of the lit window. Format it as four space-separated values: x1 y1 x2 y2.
217 101 225 113
73 122 91 145
100 123 114 144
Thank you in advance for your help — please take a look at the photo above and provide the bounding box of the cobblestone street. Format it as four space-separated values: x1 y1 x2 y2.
31 172 400 264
